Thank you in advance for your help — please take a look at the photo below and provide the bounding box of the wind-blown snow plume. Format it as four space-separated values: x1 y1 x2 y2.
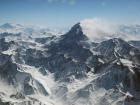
80 18 117 42
80 18 140 42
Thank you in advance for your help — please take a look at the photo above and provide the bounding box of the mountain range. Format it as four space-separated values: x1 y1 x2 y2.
0 22 140 105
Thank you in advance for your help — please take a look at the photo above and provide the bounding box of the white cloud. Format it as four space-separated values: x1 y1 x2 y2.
80 18 117 42
101 2 106 6
69 0 76 5
47 0 76 4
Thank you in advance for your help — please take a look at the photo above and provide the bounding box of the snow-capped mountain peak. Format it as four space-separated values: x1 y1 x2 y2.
0 23 15 29
62 23 88 42
0 22 140 105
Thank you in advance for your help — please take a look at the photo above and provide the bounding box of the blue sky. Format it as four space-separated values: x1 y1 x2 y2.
0 0 140 28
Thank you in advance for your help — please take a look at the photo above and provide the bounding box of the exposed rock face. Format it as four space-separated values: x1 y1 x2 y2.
0 38 10 51
0 23 140 105
129 41 140 49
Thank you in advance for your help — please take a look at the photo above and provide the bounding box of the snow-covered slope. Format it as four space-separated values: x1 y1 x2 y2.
0 22 140 105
